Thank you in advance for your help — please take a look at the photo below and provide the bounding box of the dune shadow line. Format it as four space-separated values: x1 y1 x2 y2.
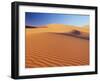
51 33 89 40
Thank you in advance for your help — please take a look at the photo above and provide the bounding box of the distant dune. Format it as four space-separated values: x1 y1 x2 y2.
26 26 38 28
25 24 89 68
26 24 89 33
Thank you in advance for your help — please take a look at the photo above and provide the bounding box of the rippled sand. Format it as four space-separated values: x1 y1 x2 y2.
25 24 89 68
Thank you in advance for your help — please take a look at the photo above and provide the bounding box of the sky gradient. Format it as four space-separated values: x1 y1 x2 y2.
25 12 89 27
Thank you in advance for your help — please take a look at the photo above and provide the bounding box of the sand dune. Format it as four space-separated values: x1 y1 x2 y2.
26 24 89 33
25 24 89 68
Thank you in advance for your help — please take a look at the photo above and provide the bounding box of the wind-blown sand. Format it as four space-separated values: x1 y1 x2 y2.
25 24 89 68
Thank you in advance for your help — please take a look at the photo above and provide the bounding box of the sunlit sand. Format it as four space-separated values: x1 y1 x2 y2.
25 24 89 68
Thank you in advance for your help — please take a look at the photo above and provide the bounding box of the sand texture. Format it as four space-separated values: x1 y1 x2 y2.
25 24 89 68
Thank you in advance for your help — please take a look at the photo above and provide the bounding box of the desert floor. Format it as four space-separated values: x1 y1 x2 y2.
25 24 89 68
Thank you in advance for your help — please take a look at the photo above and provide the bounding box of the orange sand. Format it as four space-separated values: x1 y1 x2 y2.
25 24 89 68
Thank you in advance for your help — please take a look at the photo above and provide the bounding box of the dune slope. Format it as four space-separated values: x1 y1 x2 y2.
25 24 89 68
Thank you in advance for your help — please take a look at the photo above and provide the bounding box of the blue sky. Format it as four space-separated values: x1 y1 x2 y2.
25 12 89 27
